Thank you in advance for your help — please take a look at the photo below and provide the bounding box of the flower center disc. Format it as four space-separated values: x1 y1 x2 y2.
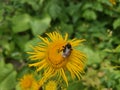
47 42 67 68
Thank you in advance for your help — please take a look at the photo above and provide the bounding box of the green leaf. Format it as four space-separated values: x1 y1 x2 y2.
114 45 120 52
92 2 103 11
12 14 31 33
78 46 102 65
60 23 73 36
13 34 29 51
98 0 111 6
0 60 17 90
67 81 84 90
0 9 4 21
67 3 81 23
30 15 51 36
82 10 97 20
24 38 41 52
82 3 92 10
20 0 39 11
48 4 61 19
113 18 120 29
107 45 120 53
67 3 81 16
16 84 21 90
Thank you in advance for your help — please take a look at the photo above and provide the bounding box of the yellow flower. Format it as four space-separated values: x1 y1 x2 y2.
28 31 86 86
19 74 39 90
45 80 57 90
109 0 116 5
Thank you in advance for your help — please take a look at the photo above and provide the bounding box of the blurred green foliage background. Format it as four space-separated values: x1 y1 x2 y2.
0 0 120 90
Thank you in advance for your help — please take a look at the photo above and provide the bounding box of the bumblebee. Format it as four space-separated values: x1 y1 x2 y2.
62 43 72 58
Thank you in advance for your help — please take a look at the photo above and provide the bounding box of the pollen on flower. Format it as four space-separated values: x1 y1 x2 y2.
19 74 39 90
28 31 87 86
45 80 57 90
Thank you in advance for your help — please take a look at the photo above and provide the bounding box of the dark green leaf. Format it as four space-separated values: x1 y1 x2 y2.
60 23 73 36
82 10 97 20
